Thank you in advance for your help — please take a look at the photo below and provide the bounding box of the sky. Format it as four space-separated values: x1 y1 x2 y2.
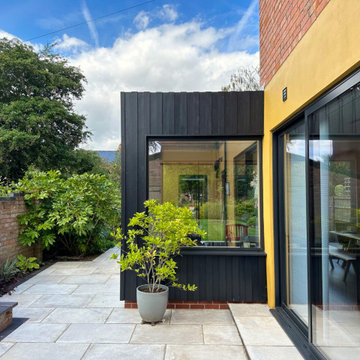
0 0 260 150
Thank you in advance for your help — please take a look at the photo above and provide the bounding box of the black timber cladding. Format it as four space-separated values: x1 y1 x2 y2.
121 91 266 302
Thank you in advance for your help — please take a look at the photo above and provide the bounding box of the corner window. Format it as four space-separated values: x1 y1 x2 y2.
148 139 261 248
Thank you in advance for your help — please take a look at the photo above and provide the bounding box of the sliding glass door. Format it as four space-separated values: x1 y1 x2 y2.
279 120 309 325
309 83 360 360
277 72 360 359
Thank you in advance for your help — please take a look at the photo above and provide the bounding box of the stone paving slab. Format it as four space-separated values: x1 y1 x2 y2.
30 294 92 308
12 307 54 322
23 284 78 295
0 294 42 307
57 323 134 344
234 316 293 346
72 284 115 295
86 294 124 308
203 325 242 345
246 346 304 360
164 344 247 360
42 307 112 324
0 343 13 357
106 308 171 324
171 309 234 325
0 343 89 360
61 275 111 285
131 324 203 344
82 344 165 360
2 323 68 343
229 303 272 317
49 268 96 276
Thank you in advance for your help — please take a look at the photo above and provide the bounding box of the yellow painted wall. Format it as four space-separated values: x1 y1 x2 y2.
263 0 360 308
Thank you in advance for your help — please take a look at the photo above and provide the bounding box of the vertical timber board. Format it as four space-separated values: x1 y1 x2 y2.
199 92 212 135
211 92 225 135
244 257 253 301
124 93 138 229
120 93 126 300
121 92 138 300
250 91 264 135
150 93 163 134
237 92 251 135
232 256 240 300
174 92 187 135
162 93 175 135
224 92 238 135
137 93 150 212
206 255 213 300
187 92 200 135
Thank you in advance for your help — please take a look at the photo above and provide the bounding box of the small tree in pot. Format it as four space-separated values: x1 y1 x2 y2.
112 200 205 324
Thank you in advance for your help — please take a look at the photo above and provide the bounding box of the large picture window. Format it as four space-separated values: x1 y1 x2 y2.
148 140 261 248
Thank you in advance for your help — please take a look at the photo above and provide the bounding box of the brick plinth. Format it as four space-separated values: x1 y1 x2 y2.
260 0 331 87
125 300 229 310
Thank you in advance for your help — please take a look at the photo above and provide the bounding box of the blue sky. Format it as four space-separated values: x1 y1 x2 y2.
0 0 259 150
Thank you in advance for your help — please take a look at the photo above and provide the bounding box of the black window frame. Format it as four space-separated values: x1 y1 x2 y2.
146 135 265 253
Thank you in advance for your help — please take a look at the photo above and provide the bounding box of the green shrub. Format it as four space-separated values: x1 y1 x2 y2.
0 258 19 281
235 199 257 226
15 168 121 256
16 255 40 274
112 200 206 293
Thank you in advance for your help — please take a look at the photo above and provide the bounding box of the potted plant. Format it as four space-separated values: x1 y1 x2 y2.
112 200 205 324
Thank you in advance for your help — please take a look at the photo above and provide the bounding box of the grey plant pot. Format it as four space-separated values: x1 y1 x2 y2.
136 284 169 323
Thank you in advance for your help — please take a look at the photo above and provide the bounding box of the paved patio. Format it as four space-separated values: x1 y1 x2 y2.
0 249 303 359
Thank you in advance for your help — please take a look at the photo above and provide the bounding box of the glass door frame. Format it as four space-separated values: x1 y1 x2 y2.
275 116 311 339
273 67 360 358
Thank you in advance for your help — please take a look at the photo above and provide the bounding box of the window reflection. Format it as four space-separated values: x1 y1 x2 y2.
148 140 260 248
309 84 360 359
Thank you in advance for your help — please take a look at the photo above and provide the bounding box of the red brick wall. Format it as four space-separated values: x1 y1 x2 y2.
0 195 42 263
260 0 331 87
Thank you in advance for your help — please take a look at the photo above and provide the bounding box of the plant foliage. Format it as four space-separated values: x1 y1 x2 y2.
112 200 206 293
14 168 121 256
222 66 263 92
16 255 40 274
0 258 19 281
0 38 89 181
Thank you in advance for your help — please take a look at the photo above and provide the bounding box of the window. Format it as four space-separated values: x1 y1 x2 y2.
148 140 261 248
309 83 360 359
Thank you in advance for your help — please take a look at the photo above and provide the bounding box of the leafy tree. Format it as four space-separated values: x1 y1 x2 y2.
112 200 205 292
222 66 262 92
0 38 89 181
63 149 108 176
13 168 121 256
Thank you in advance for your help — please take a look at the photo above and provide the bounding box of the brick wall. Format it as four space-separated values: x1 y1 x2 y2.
0 194 42 263
260 0 331 87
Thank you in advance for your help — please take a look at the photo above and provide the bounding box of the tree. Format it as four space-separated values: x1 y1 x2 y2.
15 169 121 256
0 38 90 181
222 66 263 92
63 149 108 176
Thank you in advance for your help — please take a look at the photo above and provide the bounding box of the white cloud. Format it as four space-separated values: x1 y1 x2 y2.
70 21 259 150
159 4 178 22
134 11 150 30
54 34 89 51
81 0 99 47
0 30 18 40
227 0 258 52
133 4 178 31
